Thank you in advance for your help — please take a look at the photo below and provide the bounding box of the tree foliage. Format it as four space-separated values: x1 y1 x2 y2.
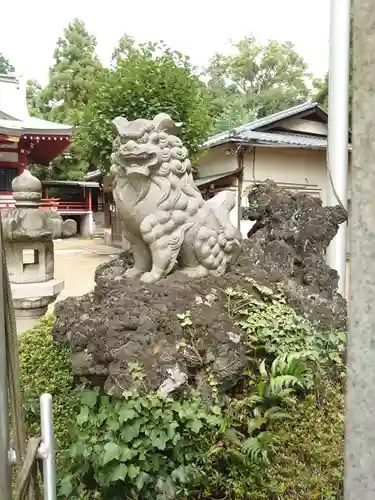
0 53 14 74
33 19 103 180
210 103 257 135
41 18 103 118
26 79 42 117
79 38 212 172
22 25 325 179
205 35 313 133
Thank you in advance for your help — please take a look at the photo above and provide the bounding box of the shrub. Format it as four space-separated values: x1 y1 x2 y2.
252 383 344 499
19 315 79 454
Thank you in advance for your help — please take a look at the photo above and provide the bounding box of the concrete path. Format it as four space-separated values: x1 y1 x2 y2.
52 238 118 303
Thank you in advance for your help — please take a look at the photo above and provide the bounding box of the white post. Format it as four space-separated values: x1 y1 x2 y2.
326 0 351 297
40 394 56 500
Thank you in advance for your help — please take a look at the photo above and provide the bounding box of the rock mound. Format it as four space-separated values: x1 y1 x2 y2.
53 181 347 398
54 264 248 398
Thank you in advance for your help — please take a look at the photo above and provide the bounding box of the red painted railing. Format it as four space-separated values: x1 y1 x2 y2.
40 199 88 212
0 197 103 212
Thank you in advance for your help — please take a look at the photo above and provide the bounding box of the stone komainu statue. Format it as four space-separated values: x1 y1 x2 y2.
110 113 242 284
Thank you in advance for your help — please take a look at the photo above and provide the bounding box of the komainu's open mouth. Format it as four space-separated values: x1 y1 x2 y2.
119 150 158 177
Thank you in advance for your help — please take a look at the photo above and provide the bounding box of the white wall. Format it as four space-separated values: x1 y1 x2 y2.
243 147 327 203
93 212 105 236
198 144 238 178
197 144 331 238
279 117 328 136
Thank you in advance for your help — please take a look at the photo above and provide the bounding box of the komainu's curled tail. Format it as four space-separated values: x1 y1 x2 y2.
194 190 242 276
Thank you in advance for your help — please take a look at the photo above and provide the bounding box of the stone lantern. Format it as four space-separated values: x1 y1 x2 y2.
1 170 64 333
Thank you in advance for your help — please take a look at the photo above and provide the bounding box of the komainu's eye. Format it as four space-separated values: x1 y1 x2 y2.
138 133 149 144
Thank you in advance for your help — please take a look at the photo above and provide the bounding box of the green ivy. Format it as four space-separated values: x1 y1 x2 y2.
59 352 310 499
224 281 346 375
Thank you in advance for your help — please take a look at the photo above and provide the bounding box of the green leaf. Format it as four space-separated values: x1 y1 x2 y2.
106 418 121 431
135 471 150 491
119 407 137 423
150 429 169 450
58 475 73 496
76 405 89 426
248 417 267 434
171 465 189 484
110 463 128 482
211 405 222 415
127 464 141 480
120 421 141 443
156 476 176 497
259 359 268 379
120 446 137 462
103 442 120 465
190 418 203 434
80 390 98 408
206 415 223 426
167 421 179 439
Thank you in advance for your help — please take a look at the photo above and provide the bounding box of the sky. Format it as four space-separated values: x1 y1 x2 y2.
1 0 330 85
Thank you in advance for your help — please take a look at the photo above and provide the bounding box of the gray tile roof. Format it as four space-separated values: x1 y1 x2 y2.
204 101 325 148
195 171 239 186
239 130 329 149
85 169 102 181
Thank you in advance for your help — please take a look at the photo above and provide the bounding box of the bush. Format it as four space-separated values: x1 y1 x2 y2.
19 315 79 454
261 384 344 500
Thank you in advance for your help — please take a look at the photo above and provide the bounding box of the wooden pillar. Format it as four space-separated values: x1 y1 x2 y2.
87 187 92 212
104 193 111 228
18 149 27 174
237 170 243 229
236 146 245 230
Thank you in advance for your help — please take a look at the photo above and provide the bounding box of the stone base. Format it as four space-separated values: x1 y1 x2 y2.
103 228 112 246
11 279 64 334
14 305 49 334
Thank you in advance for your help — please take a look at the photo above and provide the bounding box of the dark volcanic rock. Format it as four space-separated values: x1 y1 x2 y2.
53 266 248 399
243 180 348 331
53 181 348 397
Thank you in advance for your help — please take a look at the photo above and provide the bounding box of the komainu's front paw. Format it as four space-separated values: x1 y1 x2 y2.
124 267 144 279
140 270 163 284
178 265 209 279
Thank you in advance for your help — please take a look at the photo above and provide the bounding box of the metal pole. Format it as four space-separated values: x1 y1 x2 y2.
326 0 351 296
40 394 56 500
0 217 12 499
346 3 375 497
